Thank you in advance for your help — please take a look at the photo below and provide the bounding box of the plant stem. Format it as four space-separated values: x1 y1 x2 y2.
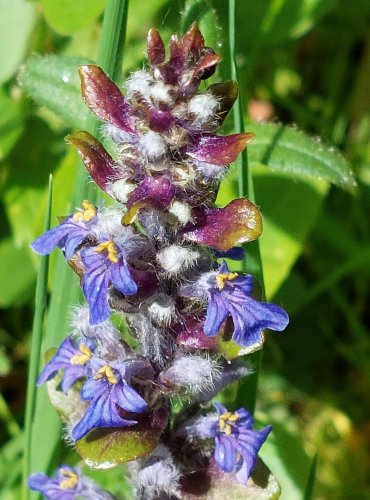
22 175 52 500
228 0 264 414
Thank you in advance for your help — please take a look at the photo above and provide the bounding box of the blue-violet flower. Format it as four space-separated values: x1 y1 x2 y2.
71 357 147 441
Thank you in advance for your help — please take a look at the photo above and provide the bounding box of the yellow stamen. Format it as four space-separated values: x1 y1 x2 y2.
59 469 78 490
216 272 238 290
94 240 119 263
218 411 239 434
72 200 97 222
70 343 92 365
94 365 118 384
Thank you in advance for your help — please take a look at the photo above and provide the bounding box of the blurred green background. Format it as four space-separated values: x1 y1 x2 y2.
0 0 369 498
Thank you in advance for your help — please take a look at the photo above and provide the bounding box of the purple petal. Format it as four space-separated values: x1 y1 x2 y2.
214 435 238 473
81 377 107 401
31 218 88 259
71 392 136 441
37 337 76 386
79 65 135 134
213 402 228 416
81 252 111 324
66 131 117 193
188 133 254 166
110 260 137 296
60 365 86 393
112 381 148 413
204 292 229 337
235 426 272 483
182 199 263 251
227 293 289 347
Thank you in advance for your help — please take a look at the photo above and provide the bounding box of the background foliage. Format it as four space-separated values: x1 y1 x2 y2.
0 0 369 498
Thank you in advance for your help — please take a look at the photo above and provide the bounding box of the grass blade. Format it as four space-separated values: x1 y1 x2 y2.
22 175 53 500
304 453 318 500
228 0 264 413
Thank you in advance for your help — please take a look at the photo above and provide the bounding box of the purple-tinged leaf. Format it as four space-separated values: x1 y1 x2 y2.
208 81 238 126
79 65 136 133
147 108 175 132
147 29 166 65
188 133 254 166
182 22 205 57
66 131 116 192
182 199 263 251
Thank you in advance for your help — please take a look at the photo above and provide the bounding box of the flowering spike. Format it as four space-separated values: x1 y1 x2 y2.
66 131 116 192
79 65 135 133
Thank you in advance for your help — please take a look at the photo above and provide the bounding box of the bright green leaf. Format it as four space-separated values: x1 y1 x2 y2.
246 123 356 191
76 427 158 468
20 55 91 129
0 0 36 84
0 88 24 161
0 238 36 307
40 0 106 35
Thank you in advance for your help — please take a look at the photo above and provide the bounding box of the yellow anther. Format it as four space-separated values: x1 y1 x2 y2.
70 343 92 365
94 365 118 384
216 272 238 290
219 411 239 434
59 469 78 490
72 200 97 223
94 240 119 263
224 424 232 436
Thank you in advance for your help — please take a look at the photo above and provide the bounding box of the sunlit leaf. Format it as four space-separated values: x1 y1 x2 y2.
0 0 36 84
0 238 35 307
40 0 106 35
20 55 91 129
246 123 356 191
0 88 24 160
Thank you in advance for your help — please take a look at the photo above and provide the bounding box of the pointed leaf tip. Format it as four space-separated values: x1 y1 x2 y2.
66 131 116 192
147 29 166 65
78 65 135 133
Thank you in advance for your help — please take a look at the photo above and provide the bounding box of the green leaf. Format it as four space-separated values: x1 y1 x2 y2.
0 0 36 84
246 123 356 191
0 238 36 307
40 0 106 35
76 426 159 469
0 88 24 160
20 55 91 129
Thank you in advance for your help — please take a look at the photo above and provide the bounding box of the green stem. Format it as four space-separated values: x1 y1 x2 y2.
22 175 52 500
228 0 264 414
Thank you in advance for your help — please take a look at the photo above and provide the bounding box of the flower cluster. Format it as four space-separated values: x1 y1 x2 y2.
30 23 288 498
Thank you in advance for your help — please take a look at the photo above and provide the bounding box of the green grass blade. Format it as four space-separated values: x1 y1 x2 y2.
22 174 53 500
28 0 131 493
303 453 318 500
228 0 264 413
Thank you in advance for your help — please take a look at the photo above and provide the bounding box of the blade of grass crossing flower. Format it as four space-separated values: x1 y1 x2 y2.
23 175 53 500
228 0 263 414
29 0 131 492
303 453 318 500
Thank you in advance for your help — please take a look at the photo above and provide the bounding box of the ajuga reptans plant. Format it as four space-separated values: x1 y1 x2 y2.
29 23 289 499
